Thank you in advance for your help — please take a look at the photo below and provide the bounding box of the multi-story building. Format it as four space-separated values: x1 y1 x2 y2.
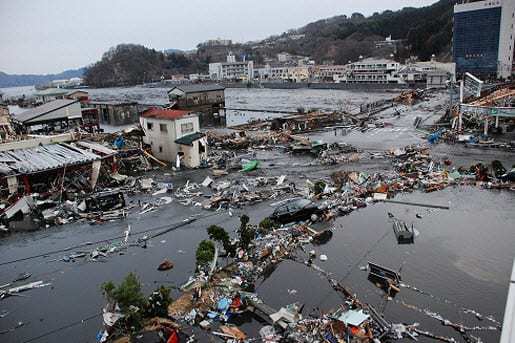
209 53 254 81
334 58 402 84
255 65 311 82
453 0 515 79
167 83 225 127
398 60 456 87
141 108 207 168
313 65 348 81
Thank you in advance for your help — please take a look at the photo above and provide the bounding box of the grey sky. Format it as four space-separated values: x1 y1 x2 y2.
0 0 436 74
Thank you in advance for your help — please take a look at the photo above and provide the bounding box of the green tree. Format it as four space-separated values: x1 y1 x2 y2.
239 215 255 249
196 240 215 267
207 225 235 257
259 217 278 234
101 273 147 335
145 286 172 318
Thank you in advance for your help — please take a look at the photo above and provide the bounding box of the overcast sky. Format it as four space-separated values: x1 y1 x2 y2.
0 0 436 74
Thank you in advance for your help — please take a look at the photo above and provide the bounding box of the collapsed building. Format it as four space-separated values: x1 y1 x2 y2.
14 99 84 133
0 135 116 199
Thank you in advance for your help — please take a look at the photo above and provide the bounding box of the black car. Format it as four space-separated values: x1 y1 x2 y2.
270 198 323 224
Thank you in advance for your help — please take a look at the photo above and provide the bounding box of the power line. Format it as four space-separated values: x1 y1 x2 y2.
0 212 222 267
22 313 101 343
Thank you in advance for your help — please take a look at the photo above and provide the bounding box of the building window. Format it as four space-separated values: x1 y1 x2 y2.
159 146 163 153
181 122 194 134
160 123 168 133
147 122 153 130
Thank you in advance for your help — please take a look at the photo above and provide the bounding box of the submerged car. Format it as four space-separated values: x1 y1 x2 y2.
270 198 323 224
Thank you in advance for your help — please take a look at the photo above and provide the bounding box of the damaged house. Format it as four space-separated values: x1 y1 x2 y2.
140 108 207 168
15 99 83 133
0 139 117 199
89 101 144 126
167 83 225 127
33 88 69 104
0 102 15 141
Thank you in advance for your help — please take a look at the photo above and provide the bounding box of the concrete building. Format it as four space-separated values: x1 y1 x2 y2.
398 60 456 87
453 0 515 79
313 65 348 81
89 101 141 126
15 99 82 133
167 84 225 127
256 65 311 82
334 58 402 84
375 35 405 49
33 88 69 104
209 53 254 81
140 108 207 168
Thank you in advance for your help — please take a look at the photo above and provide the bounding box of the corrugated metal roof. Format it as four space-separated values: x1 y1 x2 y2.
0 143 101 176
15 99 80 124
168 83 225 94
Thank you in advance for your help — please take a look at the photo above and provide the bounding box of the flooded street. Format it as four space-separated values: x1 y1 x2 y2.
1 87 514 342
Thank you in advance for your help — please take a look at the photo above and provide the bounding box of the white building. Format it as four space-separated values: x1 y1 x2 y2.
398 60 456 87
313 65 348 81
209 53 254 81
255 65 311 82
334 58 402 83
140 108 207 168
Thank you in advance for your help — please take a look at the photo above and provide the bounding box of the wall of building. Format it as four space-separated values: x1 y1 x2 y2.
498 0 515 78
91 104 140 125
141 114 203 167
454 1 503 77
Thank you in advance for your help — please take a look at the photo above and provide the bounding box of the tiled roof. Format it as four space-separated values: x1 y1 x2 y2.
141 108 192 120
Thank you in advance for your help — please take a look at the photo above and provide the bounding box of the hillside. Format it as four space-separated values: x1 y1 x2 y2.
200 0 456 65
83 0 456 87
84 44 207 87
0 68 85 88
289 0 456 63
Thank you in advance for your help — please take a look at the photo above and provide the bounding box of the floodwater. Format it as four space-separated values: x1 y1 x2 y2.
1 85 395 127
0 86 514 342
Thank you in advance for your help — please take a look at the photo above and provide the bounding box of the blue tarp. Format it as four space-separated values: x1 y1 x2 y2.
113 136 125 149
217 298 230 312
427 130 442 144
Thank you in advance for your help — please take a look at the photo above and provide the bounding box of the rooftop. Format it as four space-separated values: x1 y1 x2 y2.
168 83 225 94
15 99 80 124
0 143 102 176
34 88 69 97
175 132 205 146
141 108 193 120
353 58 398 65
89 100 138 106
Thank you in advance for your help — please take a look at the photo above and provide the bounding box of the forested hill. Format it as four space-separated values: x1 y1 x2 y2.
0 68 84 88
264 0 456 64
83 0 456 87
83 44 208 88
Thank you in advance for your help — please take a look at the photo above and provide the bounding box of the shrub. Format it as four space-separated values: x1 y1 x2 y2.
196 240 215 267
